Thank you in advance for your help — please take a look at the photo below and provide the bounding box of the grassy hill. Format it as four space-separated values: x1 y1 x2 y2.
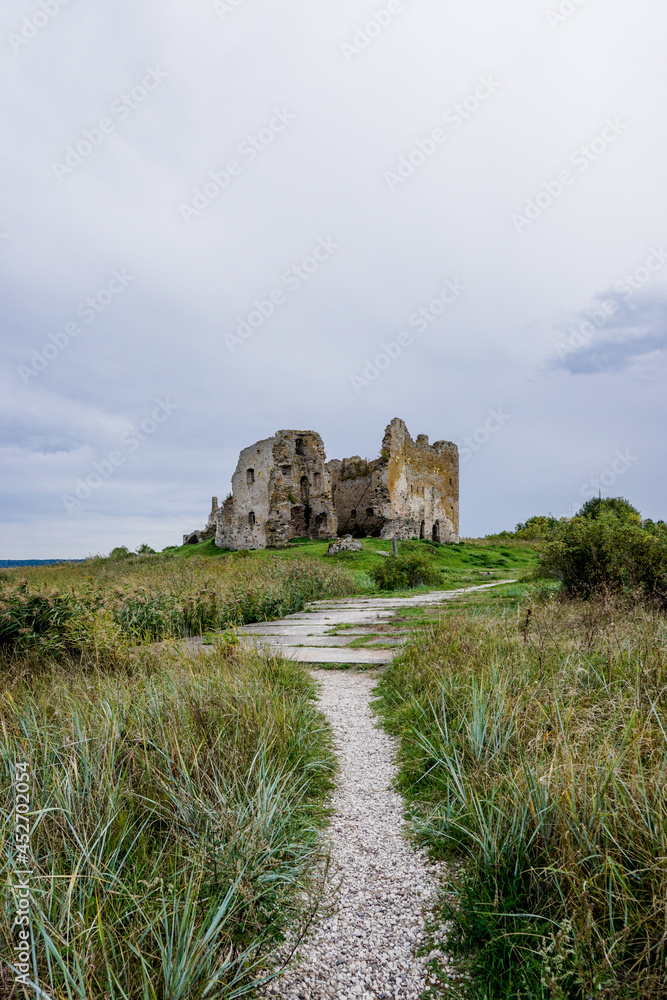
166 535 542 592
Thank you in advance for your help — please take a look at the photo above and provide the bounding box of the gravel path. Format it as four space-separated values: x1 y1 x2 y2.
266 670 451 999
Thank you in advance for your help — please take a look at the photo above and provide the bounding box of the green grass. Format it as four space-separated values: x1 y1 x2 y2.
166 537 541 592
0 644 335 999
374 587 667 999
0 541 542 665
0 555 358 662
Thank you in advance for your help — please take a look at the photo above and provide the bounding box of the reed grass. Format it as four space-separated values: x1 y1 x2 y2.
374 591 667 999
1 645 335 998
0 555 357 664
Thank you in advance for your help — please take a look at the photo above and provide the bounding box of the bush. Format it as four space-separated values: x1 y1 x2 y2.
577 496 641 523
542 513 667 605
514 515 560 540
109 546 134 560
370 553 441 591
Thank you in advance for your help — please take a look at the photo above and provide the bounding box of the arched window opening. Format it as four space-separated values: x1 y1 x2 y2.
248 511 256 526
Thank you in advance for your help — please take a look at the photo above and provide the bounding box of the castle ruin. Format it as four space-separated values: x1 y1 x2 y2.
182 418 459 550
327 418 458 542
217 430 336 550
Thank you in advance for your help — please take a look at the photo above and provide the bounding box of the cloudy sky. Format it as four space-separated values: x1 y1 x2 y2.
2 0 666 557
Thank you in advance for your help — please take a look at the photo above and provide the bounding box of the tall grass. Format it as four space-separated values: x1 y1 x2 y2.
0 645 335 998
374 593 667 999
0 555 357 663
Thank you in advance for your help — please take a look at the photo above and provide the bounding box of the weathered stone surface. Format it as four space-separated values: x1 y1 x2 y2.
326 534 362 556
183 418 459 550
182 497 219 544
327 417 459 543
215 430 337 550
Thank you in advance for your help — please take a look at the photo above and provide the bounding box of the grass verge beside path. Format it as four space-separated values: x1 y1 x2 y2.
374 585 667 999
1 644 335 999
0 556 357 663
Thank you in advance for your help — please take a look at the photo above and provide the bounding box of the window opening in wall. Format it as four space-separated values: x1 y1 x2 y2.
282 465 292 478
314 512 327 534
300 475 309 501
419 521 425 539
432 520 440 542
246 469 255 485
313 472 321 489
366 507 374 517
351 510 357 518
248 511 256 526
295 438 304 455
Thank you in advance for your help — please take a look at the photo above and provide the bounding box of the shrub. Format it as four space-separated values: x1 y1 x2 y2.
577 495 641 523
514 515 560 540
542 513 667 605
370 553 441 591
109 545 134 560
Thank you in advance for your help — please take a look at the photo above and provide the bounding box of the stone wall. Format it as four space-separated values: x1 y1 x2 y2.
182 496 219 544
215 430 337 550
327 418 459 542
183 418 458 550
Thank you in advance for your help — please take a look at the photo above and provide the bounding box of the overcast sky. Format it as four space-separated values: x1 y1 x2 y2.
2 0 666 557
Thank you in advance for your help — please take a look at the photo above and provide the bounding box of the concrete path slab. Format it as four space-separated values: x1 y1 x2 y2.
235 581 514 665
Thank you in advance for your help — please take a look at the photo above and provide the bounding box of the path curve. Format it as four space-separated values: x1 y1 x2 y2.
239 581 514 665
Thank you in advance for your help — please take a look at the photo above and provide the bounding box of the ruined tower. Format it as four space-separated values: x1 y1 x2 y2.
327 418 459 542
215 430 337 550
182 418 458 550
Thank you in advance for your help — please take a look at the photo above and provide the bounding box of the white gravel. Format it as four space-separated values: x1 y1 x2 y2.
265 669 452 999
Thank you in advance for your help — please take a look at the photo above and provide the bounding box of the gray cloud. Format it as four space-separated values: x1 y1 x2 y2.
1 0 667 556
550 291 667 375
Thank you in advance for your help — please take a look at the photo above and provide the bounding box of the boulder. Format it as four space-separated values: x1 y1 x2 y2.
326 534 362 556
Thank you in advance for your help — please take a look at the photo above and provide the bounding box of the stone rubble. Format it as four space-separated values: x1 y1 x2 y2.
264 670 454 999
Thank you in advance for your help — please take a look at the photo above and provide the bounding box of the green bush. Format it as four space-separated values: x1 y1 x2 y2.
577 496 641 523
109 545 134 560
514 515 560 540
542 513 667 605
370 553 441 591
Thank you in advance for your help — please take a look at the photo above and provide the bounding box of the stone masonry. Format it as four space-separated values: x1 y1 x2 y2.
182 418 458 550
326 418 459 542
215 430 337 550
182 497 219 545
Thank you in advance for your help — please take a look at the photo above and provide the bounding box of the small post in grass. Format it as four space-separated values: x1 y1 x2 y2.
391 539 398 557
